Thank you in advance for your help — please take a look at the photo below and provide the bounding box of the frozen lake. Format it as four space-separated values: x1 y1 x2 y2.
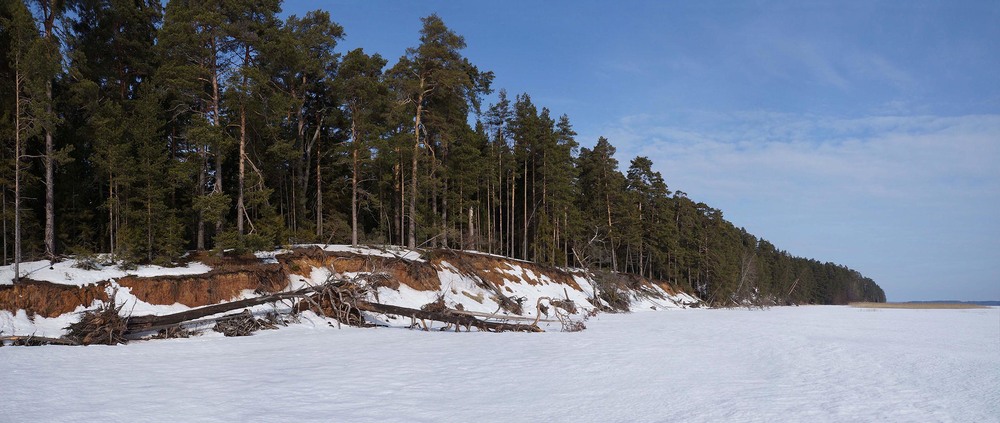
2 306 997 422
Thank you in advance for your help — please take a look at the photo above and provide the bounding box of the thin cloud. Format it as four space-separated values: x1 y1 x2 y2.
602 111 1000 300
610 113 1000 201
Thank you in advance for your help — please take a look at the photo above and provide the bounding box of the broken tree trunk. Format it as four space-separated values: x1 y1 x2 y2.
124 283 542 335
126 288 312 333
1 335 80 346
355 301 542 333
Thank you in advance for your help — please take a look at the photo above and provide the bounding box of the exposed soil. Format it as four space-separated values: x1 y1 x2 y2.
0 279 109 318
1 247 696 319
1 260 287 317
278 247 440 291
117 265 287 307
430 250 584 291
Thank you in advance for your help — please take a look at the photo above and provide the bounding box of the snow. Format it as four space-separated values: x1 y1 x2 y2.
294 244 426 262
0 281 199 338
0 259 212 286
0 246 700 338
0 308 88 339
2 306 997 422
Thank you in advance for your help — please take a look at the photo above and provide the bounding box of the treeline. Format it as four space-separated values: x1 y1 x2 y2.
0 0 884 305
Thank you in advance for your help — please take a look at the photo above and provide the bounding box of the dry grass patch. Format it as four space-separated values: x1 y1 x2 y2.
849 302 987 309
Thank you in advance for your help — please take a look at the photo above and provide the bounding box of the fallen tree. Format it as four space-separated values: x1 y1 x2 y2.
126 287 313 333
355 301 542 333
1 335 80 346
116 276 542 340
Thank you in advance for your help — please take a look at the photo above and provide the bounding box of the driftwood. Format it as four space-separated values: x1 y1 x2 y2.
123 280 542 335
355 301 542 332
66 290 129 345
213 309 279 336
0 335 80 346
449 309 559 323
126 288 312 333
532 296 586 332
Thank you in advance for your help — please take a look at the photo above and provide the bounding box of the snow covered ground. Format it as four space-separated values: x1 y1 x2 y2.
2 306 997 422
0 258 212 287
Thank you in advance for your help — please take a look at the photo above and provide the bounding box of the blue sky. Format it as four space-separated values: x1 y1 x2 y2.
283 0 999 301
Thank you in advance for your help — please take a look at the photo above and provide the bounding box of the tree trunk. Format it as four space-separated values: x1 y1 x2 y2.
351 117 359 246
237 103 246 235
13 62 22 282
605 187 616 272
442 175 448 248
3 189 7 266
44 82 54 258
108 172 115 255
394 149 402 245
508 170 514 258
42 5 56 259
211 40 223 238
486 171 493 254
522 160 528 259
146 178 153 263
196 146 206 250
408 84 424 249
468 206 474 250
316 126 323 241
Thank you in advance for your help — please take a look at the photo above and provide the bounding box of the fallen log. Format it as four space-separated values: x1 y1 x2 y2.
448 308 559 323
0 335 80 346
126 288 312 333
355 301 542 332
124 281 542 334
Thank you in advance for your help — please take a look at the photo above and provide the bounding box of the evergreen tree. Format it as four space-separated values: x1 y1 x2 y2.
338 48 387 246
1 0 43 279
0 0 887 303
27 0 66 259
388 14 492 249
226 0 281 239
483 89 513 256
576 137 626 270
626 156 671 278
63 0 163 258
272 10 343 239
157 0 233 249
547 115 579 267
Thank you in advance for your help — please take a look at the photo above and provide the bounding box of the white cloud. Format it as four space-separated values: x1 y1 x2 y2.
602 111 1000 300
608 113 1000 203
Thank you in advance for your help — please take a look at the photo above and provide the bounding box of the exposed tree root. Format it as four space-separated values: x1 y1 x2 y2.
43 268 549 345
65 290 128 345
213 309 280 336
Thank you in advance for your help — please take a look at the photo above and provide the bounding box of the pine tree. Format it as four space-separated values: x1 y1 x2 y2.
508 94 543 260
2 0 42 279
626 156 671 278
483 90 513 256
338 48 388 246
577 137 626 270
157 0 233 249
62 0 163 258
27 0 66 259
388 14 492 249
273 10 342 239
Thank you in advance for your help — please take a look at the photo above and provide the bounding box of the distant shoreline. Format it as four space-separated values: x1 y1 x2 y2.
850 302 992 309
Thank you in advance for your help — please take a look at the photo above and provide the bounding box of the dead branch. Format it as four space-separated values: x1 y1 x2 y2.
65 290 129 345
213 309 279 337
1 335 80 346
126 287 314 333
356 301 541 333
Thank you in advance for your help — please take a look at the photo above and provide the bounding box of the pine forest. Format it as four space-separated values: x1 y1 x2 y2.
0 0 885 305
